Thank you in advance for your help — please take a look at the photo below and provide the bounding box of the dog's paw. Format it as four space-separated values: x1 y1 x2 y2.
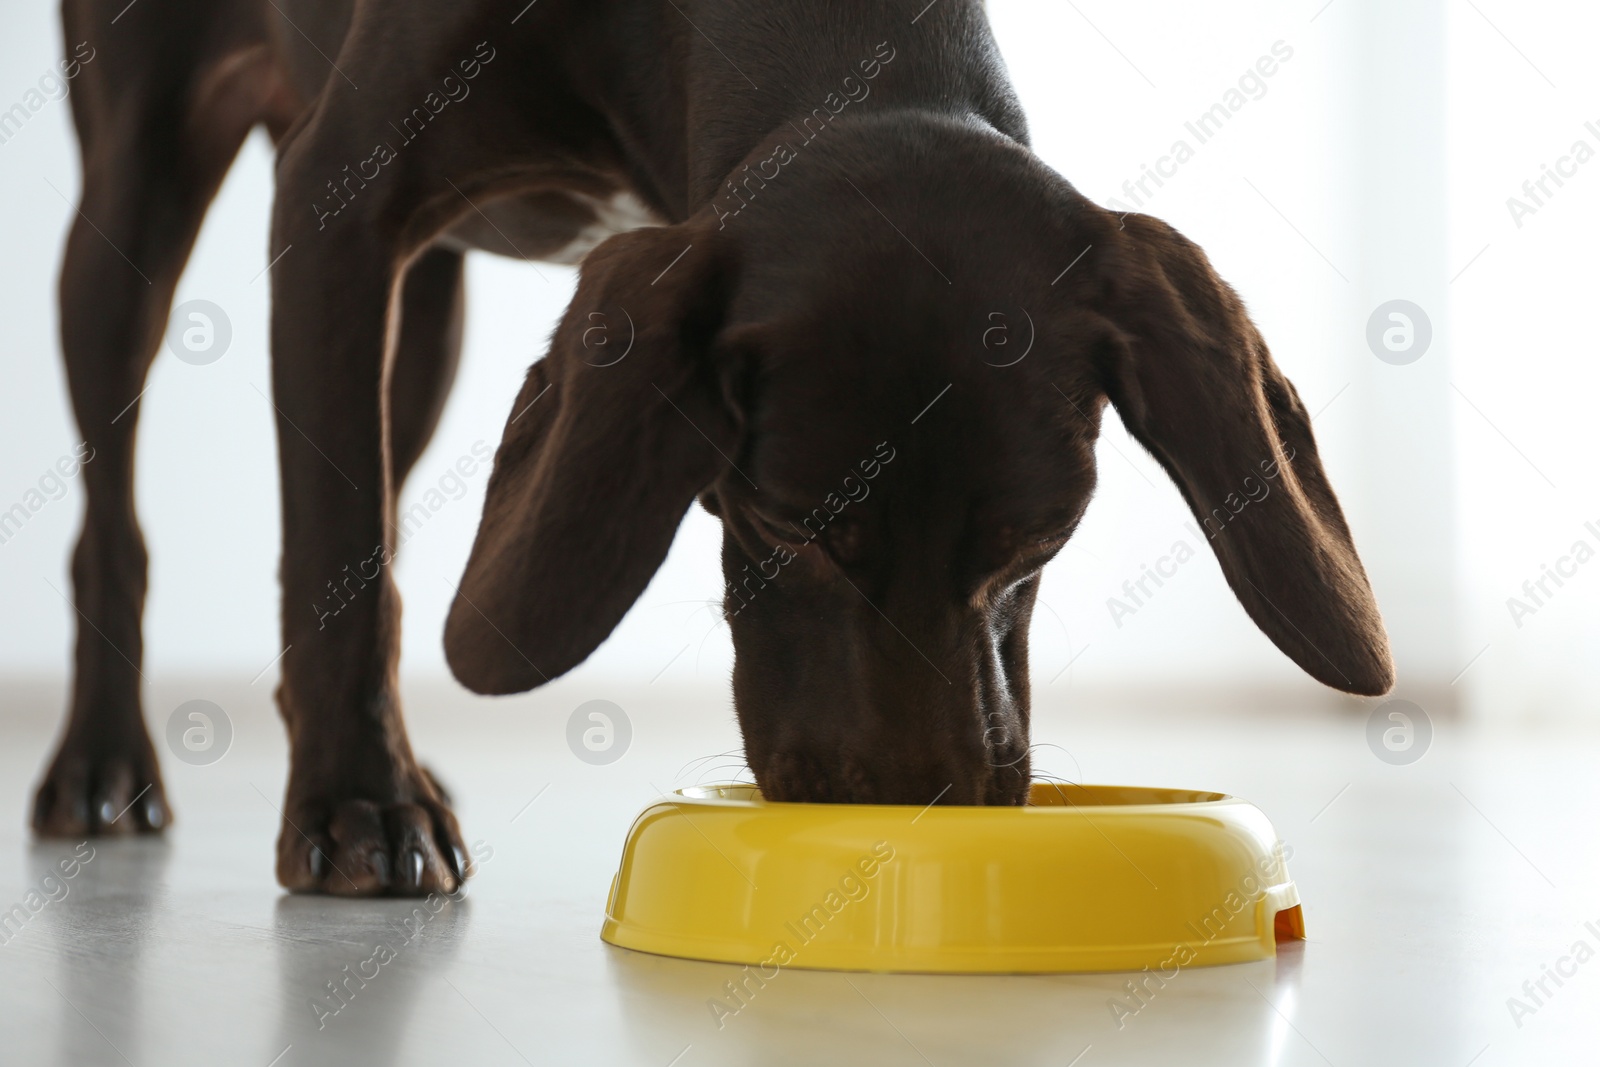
31 734 171 837
275 766 468 898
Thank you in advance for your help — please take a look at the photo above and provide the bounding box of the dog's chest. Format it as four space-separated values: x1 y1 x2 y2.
438 189 664 265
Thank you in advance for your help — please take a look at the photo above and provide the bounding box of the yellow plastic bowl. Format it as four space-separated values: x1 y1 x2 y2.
601 782 1303 974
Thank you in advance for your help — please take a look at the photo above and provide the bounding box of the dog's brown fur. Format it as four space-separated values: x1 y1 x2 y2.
35 0 1392 895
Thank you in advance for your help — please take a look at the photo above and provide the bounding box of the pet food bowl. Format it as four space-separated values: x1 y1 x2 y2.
600 782 1304 974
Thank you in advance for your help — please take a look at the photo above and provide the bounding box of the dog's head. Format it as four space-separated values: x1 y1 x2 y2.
445 118 1392 805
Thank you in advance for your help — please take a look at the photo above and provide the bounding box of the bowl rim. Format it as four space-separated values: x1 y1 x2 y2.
666 781 1242 812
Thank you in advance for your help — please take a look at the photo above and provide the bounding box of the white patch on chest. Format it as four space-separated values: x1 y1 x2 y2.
546 190 664 264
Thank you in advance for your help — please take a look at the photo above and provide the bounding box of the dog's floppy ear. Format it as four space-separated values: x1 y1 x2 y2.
1093 214 1394 695
445 221 737 694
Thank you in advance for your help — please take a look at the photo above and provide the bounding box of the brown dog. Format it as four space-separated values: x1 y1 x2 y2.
34 0 1393 895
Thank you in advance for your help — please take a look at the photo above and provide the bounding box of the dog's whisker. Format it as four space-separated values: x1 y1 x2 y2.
692 615 728 673
695 765 753 783
691 760 757 787
691 759 755 779
677 748 744 770
674 749 748 781
702 766 752 780
1027 743 1085 785
1030 771 1087 792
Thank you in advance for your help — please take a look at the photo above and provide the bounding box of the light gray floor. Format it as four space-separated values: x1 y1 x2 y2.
0 676 1594 1066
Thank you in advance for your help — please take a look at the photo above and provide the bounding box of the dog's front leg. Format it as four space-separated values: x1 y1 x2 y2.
266 112 467 899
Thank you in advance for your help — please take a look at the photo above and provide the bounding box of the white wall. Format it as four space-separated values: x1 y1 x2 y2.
991 0 1387 697
0 0 1593 722
1446 0 1600 723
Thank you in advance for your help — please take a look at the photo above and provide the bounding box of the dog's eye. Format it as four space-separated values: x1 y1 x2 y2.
823 516 867 566
746 510 867 568
752 514 803 546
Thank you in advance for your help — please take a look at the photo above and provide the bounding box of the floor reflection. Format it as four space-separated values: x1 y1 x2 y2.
602 939 1312 1067
34 837 171 1067
271 892 472 1063
1262 940 1306 1066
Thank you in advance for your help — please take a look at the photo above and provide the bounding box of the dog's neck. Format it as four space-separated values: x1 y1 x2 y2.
577 0 1028 219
